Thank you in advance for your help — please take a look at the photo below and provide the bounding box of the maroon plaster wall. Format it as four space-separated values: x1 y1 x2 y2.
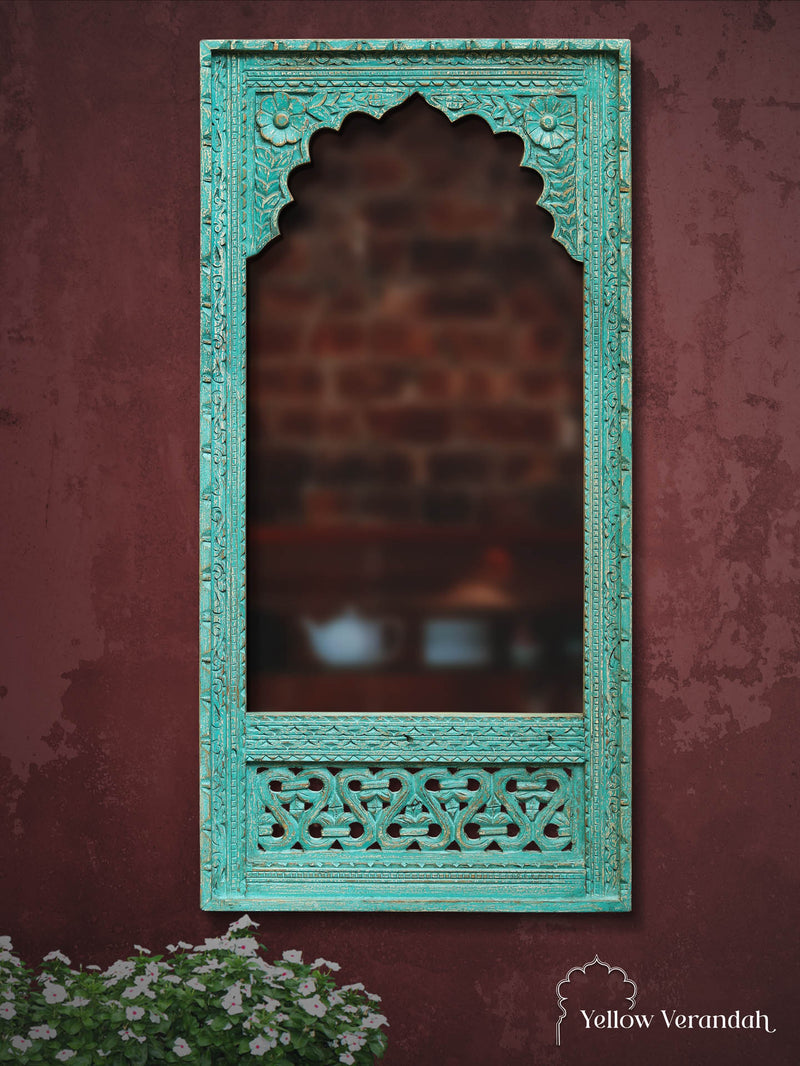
1 2 798 1064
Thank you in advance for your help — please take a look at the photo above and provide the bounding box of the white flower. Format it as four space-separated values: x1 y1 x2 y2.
312 957 341 971
85 965 101 971
126 1005 145 1021
280 1032 291 1045
297 978 316 996
196 937 225 951
341 982 364 992
362 1011 389 1029
194 958 222 972
163 974 182 983
172 1038 192 1057
185 976 206 991
166 944 178 953
282 950 302 963
2 990 14 1000
328 991 343 1006
43 982 68 1003
55 1051 76 1062
228 914 259 932
298 994 327 1017
43 950 71 966
29 1025 57 1040
68 997 90 1007
103 960 135 980
233 937 258 956
366 991 382 1002
342 1032 366 1051
0 936 13 950
118 1027 146 1044
339 1054 355 1065
121 985 141 999
149 1011 162 1023
133 945 151 954
221 984 244 1015
257 996 280 1012
0 1002 16 1019
248 957 272 975
11 1036 32 1051
249 1036 272 1056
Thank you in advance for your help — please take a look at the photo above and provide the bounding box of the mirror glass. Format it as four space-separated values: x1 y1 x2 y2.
247 96 583 715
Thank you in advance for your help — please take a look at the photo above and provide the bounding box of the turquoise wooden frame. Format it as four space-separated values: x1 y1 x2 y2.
200 38 631 911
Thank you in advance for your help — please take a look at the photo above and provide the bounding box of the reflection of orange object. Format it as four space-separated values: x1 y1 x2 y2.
482 547 513 583
436 546 516 609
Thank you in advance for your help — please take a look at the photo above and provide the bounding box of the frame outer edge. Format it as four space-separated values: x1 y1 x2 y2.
618 41 632 909
200 38 632 911
199 40 214 908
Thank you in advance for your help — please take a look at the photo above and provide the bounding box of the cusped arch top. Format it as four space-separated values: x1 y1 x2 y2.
249 85 582 260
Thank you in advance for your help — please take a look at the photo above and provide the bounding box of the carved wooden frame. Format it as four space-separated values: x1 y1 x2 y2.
200 38 631 911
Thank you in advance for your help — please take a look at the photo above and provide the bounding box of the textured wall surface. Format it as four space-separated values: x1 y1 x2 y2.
1 2 798 1064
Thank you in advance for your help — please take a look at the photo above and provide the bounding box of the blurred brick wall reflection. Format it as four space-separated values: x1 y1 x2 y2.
248 96 584 529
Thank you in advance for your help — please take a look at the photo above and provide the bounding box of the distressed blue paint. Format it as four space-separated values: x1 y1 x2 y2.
200 38 632 911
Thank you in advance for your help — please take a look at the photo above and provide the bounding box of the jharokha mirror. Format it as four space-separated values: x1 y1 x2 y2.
200 39 631 911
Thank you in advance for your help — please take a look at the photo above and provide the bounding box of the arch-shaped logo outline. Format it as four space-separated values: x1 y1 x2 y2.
555 956 638 1046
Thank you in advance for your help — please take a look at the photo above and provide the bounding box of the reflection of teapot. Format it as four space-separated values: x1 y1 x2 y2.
302 607 403 668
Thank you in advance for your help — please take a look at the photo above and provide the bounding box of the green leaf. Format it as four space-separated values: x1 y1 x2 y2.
126 1042 148 1066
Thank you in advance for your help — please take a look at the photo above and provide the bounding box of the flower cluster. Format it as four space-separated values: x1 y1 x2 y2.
0 921 387 1064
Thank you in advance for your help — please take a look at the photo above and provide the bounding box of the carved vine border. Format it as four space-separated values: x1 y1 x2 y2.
200 39 631 911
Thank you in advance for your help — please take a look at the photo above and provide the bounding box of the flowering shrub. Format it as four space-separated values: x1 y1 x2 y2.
0 919 387 1064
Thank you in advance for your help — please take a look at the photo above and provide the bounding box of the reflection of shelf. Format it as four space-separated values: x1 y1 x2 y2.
248 523 581 613
248 671 581 716
250 523 581 546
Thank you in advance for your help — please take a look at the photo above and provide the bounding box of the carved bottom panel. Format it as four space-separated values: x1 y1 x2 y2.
247 764 580 856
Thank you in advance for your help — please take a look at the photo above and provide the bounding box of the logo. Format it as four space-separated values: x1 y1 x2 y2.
554 957 777 1045
555 956 637 1046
